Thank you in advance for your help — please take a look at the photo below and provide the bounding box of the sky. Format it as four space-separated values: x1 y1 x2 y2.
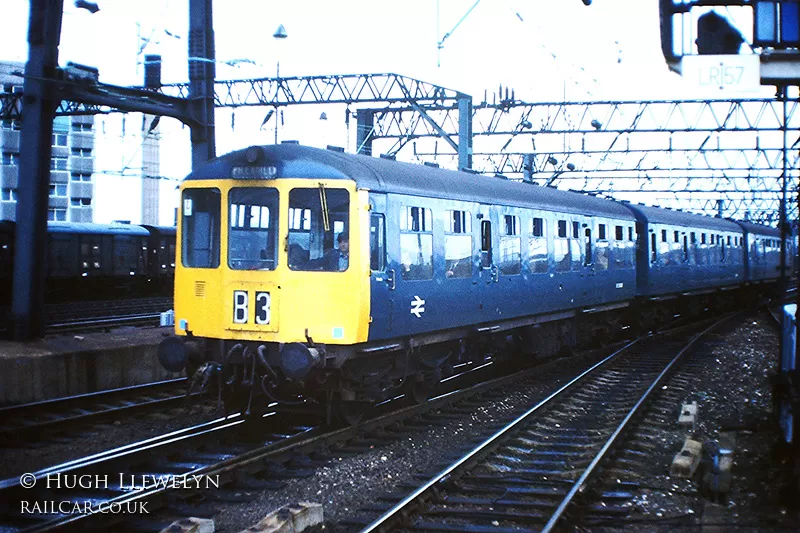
3 0 778 225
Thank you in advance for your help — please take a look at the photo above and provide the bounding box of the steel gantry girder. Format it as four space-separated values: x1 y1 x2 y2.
159 73 463 107
364 97 799 223
0 73 462 116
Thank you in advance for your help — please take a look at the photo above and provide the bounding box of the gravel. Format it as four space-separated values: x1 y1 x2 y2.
210 312 799 532
6 311 797 533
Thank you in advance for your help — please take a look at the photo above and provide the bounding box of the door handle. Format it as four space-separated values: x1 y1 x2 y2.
386 269 396 290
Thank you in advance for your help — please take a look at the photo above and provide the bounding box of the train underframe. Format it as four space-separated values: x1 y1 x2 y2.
176 283 776 423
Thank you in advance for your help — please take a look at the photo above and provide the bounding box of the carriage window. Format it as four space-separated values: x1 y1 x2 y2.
401 206 432 232
447 210 471 234
629 227 634 241
615 226 623 241
182 188 220 268
598 224 607 241
650 232 657 263
499 214 521 275
288 187 349 271
401 206 433 280
573 222 580 239
445 210 472 279
661 229 667 242
529 217 548 273
370 213 385 272
555 220 570 272
229 187 280 271
532 217 545 237
674 231 679 243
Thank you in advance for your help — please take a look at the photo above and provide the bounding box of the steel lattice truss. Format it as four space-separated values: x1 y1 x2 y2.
369 98 800 224
1 75 796 223
159 73 463 107
0 73 462 119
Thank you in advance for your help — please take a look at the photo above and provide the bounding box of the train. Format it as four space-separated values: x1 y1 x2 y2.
0 221 176 306
158 143 793 420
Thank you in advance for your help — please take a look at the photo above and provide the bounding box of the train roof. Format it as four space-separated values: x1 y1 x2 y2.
733 220 782 237
621 202 743 232
185 144 635 220
48 222 150 236
141 225 177 237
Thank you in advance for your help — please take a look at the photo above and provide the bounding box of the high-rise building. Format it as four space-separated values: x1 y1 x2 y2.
0 61 94 222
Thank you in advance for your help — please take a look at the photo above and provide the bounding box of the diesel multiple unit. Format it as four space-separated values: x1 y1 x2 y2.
161 144 791 418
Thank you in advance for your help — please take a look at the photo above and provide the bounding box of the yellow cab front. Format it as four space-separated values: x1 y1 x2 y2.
174 178 370 349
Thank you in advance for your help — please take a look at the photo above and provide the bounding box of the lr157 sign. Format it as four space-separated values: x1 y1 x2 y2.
681 55 760 92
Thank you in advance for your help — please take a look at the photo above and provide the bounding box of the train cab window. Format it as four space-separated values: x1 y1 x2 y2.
499 214 521 275
228 187 279 271
400 206 433 280
370 213 386 272
528 217 548 273
444 210 472 279
182 188 220 268
288 187 349 272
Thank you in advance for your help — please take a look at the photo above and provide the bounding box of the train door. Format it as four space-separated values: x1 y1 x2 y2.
368 194 394 339
582 223 595 305
477 206 499 316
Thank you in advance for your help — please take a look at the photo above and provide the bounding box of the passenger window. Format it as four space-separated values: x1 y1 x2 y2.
480 219 492 269
529 217 548 273
370 213 385 272
499 214 521 275
445 210 472 279
400 206 433 280
554 220 570 271
584 228 592 267
615 226 623 241
650 232 657 263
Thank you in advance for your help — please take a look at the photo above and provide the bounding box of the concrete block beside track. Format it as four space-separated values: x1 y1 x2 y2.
240 501 323 533
678 401 698 427
0 327 182 404
670 437 703 478
160 517 215 533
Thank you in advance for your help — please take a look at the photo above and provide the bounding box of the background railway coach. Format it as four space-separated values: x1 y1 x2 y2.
734 220 784 284
0 222 176 310
624 203 745 324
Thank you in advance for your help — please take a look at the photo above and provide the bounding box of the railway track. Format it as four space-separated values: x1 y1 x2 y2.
0 313 732 532
0 297 173 335
0 344 614 532
0 379 193 445
355 314 736 533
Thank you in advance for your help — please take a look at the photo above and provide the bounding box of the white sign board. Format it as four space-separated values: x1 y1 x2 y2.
681 55 761 92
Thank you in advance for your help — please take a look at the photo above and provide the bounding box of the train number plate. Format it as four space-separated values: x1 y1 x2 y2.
232 290 271 325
